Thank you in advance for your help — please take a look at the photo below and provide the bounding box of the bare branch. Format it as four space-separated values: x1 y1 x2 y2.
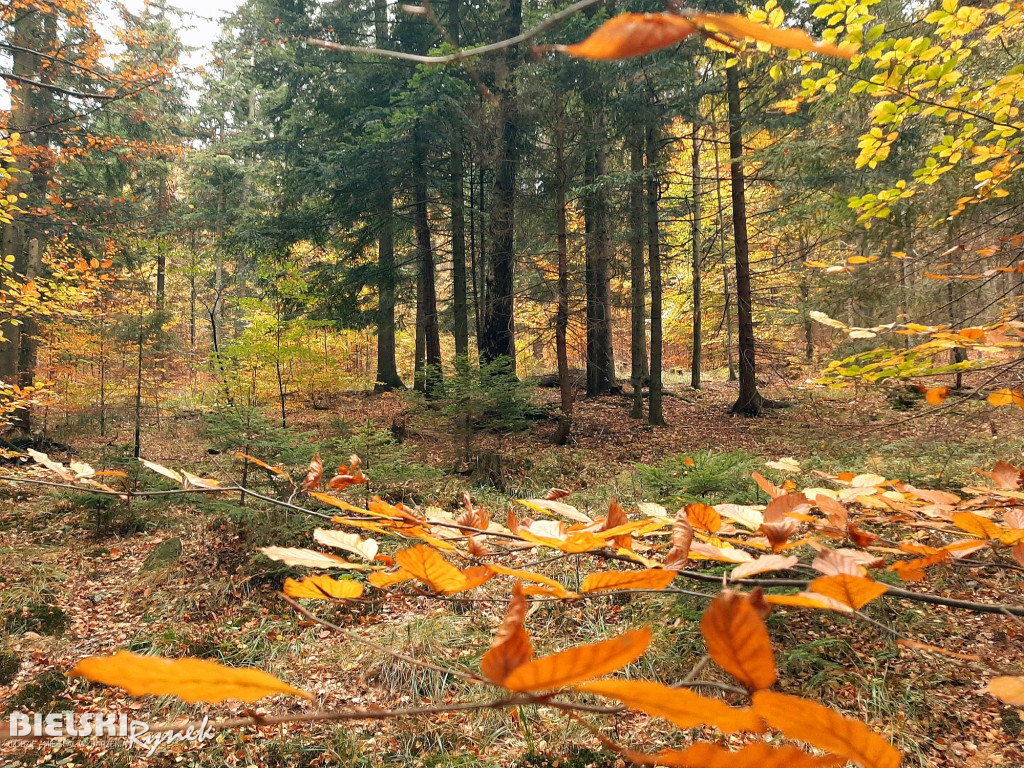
1 72 115 101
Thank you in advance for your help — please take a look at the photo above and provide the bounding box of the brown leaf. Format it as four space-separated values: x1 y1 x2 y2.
700 591 777 691
544 487 571 501
952 511 1001 540
763 492 810 523
563 13 697 60
811 547 870 576
575 679 764 733
730 554 798 581
299 453 324 492
466 536 491 558
481 583 534 686
752 691 902 768
664 508 694 571
761 518 800 551
815 494 849 531
502 627 651 692
847 523 880 548
752 471 786 499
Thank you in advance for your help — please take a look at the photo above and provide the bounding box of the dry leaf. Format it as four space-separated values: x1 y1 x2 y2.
988 676 1024 705
283 574 364 600
313 529 379 562
69 650 310 703
580 569 675 593
502 627 651 692
563 13 697 60
615 742 844 768
730 554 798 580
752 691 901 768
685 502 722 533
808 574 888 610
481 583 534 685
700 591 777 691
259 547 370 570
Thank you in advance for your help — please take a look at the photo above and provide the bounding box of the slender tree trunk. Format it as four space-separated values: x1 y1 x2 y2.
628 132 647 419
713 129 736 381
479 0 521 371
413 123 442 394
584 117 615 396
553 113 573 445
451 129 469 366
646 122 665 426
726 64 762 416
690 123 702 390
133 326 144 459
13 237 41 432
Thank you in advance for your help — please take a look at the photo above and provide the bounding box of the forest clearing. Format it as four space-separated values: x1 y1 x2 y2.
1 0 1024 766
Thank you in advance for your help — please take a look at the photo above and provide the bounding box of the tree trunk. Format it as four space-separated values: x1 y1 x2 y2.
552 113 573 445
646 122 665 426
412 123 442 395
724 266 736 380
479 0 521 372
690 123 702 390
584 118 615 396
726 64 762 416
628 132 647 419
451 128 469 366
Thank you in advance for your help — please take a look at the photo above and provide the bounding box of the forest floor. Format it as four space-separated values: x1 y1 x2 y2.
1 377 1023 768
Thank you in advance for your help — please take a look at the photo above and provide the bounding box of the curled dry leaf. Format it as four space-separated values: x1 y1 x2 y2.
502 627 651 692
987 676 1024 705
575 679 764 734
808 574 888 610
730 554 799 581
543 487 571 501
752 691 901 768
259 547 371 570
466 536 492 558
481 583 533 686
760 518 800 551
283 574 364 600
580 569 676 593
299 453 324 492
700 591 777 692
562 12 697 60
69 650 311 704
613 742 844 768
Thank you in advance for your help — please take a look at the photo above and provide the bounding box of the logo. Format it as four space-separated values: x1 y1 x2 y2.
8 712 216 756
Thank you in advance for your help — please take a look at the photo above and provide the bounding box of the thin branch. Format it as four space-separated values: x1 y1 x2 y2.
0 72 115 101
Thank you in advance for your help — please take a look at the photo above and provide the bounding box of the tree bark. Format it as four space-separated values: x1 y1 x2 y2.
726 63 762 416
412 123 442 394
552 112 573 445
690 123 702 390
646 122 665 426
628 132 647 419
451 128 469 365
584 116 615 396
479 0 521 372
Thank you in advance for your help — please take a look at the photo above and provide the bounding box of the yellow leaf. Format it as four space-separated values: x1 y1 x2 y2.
580 569 676 593
503 628 651 692
283 574 364 600
808 574 888 610
752 691 901 768
691 12 854 58
576 679 764 733
368 568 414 589
69 650 310 704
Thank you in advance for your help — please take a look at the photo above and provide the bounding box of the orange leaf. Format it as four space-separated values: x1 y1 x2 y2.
752 691 901 768
925 387 950 405
615 742 844 768
502 628 651 692
752 471 786 498
988 388 1024 408
808 574 887 610
690 12 854 58
763 492 810 523
487 564 572 595
283 574 364 600
988 676 1024 705
580 569 676 593
764 591 852 612
700 591 777 691
952 511 1001 540
69 651 310 704
564 13 697 60
368 568 414 589
847 523 880 548
1013 543 1024 568
299 453 323 492
236 452 288 477
394 545 472 594
481 583 534 685
685 501 722 533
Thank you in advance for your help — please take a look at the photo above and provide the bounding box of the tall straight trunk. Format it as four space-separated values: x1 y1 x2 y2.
479 0 521 371
156 177 167 310
646 122 665 426
948 234 967 389
583 117 615 396
724 267 736 380
373 0 403 391
726 63 762 416
13 237 42 431
552 114 573 445
451 129 469 364
412 124 442 394
628 132 647 419
133 326 144 459
690 123 702 390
